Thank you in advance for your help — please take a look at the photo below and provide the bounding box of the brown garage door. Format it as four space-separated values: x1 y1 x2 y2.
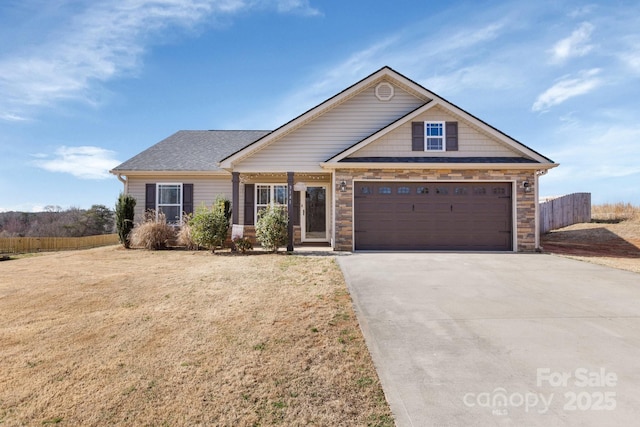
354 182 512 251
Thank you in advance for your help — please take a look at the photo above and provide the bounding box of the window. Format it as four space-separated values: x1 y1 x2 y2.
425 121 445 151
378 186 392 194
360 186 372 194
157 183 182 224
417 187 429 194
255 184 288 219
454 187 468 195
397 186 411 194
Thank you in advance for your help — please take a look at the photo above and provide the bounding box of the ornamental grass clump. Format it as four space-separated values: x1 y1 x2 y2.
129 211 175 250
177 213 199 250
255 205 288 253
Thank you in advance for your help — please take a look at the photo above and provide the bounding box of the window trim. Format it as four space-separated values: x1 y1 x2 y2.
156 183 183 225
424 121 446 152
254 183 288 221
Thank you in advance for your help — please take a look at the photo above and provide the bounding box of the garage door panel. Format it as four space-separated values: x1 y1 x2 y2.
354 181 513 251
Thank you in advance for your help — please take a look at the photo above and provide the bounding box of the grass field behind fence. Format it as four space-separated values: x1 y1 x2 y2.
0 234 119 254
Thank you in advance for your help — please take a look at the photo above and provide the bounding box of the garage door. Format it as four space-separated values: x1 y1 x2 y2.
354 182 512 251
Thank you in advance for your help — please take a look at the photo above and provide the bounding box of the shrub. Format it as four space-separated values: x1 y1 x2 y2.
255 205 288 253
177 213 199 250
190 197 231 253
115 193 136 248
233 236 253 253
129 211 175 250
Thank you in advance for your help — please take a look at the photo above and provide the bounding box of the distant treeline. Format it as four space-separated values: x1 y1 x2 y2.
0 205 115 238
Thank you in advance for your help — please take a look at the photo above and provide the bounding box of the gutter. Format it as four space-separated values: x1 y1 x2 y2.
320 162 559 171
115 173 127 185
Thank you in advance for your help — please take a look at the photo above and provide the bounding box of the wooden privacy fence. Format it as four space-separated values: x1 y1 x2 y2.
540 193 591 234
0 234 119 254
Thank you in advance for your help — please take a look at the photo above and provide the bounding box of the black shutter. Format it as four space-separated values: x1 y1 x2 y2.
293 191 301 226
145 184 156 212
445 121 458 151
183 184 193 215
244 184 254 225
412 122 424 151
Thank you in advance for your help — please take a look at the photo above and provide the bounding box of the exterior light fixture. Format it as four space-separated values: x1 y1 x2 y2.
523 181 531 192
339 180 347 192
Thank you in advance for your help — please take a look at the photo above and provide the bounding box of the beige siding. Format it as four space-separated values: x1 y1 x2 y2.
234 81 425 172
351 105 521 158
127 175 232 223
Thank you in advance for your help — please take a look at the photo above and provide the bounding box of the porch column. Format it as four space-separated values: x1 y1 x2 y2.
287 172 294 251
231 172 239 224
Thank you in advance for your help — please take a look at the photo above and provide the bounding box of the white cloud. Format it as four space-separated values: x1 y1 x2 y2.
271 0 321 16
0 0 320 120
618 40 640 74
252 19 511 127
32 146 121 180
550 22 595 63
532 69 602 112
547 124 640 179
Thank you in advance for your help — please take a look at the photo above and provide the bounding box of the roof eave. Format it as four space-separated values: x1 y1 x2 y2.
320 162 560 170
109 170 231 177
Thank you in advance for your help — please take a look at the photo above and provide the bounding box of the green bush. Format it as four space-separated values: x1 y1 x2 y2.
115 193 136 248
129 211 175 250
233 236 253 253
255 205 288 253
190 197 231 253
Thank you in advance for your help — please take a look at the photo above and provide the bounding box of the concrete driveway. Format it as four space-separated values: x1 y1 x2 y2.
338 253 640 426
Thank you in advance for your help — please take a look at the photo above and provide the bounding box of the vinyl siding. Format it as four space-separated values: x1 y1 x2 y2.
234 82 426 172
127 176 232 223
351 106 522 158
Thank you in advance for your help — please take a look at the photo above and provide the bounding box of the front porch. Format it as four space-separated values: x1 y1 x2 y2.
230 172 334 251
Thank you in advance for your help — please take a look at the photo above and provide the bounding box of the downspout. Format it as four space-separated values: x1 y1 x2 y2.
116 174 128 193
534 169 548 251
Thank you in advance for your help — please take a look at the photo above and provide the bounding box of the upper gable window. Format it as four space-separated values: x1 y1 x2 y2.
425 121 445 151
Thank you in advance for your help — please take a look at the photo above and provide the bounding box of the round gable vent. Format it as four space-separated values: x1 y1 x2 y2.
375 82 395 101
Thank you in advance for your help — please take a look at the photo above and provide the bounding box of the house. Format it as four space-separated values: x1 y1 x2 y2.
110 66 558 252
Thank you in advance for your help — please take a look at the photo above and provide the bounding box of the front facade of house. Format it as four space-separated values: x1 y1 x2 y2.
111 67 557 252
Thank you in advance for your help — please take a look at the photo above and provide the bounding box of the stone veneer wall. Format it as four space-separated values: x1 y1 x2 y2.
333 168 538 252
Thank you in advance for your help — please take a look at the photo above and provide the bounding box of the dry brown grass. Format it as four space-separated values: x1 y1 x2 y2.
129 212 175 250
542 208 640 273
0 247 393 426
591 202 640 222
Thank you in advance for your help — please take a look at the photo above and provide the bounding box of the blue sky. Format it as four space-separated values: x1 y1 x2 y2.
1 0 639 212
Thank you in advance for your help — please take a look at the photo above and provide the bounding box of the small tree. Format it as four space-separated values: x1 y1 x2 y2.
255 205 288 253
115 193 136 248
190 197 231 253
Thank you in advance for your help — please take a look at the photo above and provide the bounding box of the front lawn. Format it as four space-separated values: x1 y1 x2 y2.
0 247 392 426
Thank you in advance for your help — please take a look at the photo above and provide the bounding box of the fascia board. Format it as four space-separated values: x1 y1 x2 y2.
320 162 560 170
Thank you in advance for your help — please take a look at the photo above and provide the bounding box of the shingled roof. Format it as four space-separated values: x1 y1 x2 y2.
111 130 271 172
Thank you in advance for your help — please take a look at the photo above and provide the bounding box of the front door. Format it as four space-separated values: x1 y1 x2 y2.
302 186 327 241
